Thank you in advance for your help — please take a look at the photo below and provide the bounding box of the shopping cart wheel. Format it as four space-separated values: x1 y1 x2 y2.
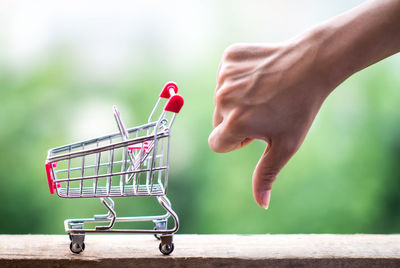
70 241 85 254
159 242 174 255
69 233 85 254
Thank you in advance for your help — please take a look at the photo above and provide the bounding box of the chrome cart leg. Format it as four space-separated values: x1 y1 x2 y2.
153 195 172 240
156 196 178 255
153 219 168 240
68 222 85 254
95 197 116 230
94 197 114 220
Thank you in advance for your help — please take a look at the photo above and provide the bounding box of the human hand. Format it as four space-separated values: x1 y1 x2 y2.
208 0 400 209
208 41 333 209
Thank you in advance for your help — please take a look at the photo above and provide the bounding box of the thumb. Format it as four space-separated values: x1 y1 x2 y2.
252 141 296 209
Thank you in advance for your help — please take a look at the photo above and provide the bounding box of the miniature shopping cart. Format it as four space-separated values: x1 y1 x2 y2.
45 82 184 255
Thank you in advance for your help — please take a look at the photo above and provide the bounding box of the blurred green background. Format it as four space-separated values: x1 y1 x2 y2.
0 0 399 234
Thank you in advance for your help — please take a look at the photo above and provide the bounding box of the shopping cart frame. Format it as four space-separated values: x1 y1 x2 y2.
45 82 184 255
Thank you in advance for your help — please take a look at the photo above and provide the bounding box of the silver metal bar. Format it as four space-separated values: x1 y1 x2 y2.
149 111 166 193
95 197 116 230
108 149 114 196
71 215 166 223
54 166 168 183
125 139 156 184
94 197 115 220
67 146 71 197
148 98 161 123
80 144 85 197
94 141 101 196
165 135 171 193
107 138 113 196
169 113 177 129
64 193 179 234
113 106 136 187
158 139 164 187
51 122 157 154
48 132 169 162
56 160 126 174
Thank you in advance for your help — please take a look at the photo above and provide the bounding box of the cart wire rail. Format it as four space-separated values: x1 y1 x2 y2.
45 82 184 255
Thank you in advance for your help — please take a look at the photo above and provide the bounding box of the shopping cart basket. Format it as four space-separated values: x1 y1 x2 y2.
45 82 184 255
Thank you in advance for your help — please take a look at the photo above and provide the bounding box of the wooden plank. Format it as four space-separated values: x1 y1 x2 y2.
0 234 399 267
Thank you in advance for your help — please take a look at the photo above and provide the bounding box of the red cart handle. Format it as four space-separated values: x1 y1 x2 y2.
45 162 59 194
160 82 184 113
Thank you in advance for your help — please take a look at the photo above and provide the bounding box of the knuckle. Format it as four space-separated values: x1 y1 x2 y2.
226 111 246 133
217 63 238 85
218 63 233 75
215 88 230 105
215 80 248 106
223 43 246 60
216 67 228 84
222 45 235 59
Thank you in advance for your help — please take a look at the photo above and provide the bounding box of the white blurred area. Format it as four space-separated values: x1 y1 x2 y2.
68 100 121 140
1 0 365 77
1 0 367 142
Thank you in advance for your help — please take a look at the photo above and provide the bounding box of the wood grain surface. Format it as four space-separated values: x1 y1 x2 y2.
0 234 399 267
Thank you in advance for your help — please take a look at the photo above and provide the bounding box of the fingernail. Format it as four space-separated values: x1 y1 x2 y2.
259 190 271 209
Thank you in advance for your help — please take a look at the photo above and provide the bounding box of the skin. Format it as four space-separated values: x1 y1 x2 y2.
208 0 400 209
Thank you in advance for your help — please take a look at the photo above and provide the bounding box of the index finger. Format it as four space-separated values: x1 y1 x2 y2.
208 119 245 153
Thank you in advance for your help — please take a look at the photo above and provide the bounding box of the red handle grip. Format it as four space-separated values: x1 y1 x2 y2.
165 94 184 113
161 82 184 113
45 162 56 194
160 82 178 99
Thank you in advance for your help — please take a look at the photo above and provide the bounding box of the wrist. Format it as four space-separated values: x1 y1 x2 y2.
305 24 352 91
287 25 345 98
297 0 400 95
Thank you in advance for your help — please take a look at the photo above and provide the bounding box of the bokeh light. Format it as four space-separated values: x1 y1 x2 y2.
1 0 399 234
